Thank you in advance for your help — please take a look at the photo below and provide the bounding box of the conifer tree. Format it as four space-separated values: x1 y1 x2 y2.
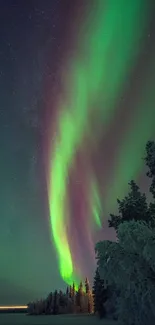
108 141 155 232
145 140 155 198
59 290 66 307
72 282 75 297
71 282 76 312
53 290 59 315
78 281 84 312
145 141 155 228
66 286 69 297
69 285 73 298
88 290 94 314
79 281 83 292
108 180 150 231
46 292 53 314
93 268 107 318
85 277 90 294
75 289 80 308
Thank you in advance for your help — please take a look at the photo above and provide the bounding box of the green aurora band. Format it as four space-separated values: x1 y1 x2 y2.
91 179 102 229
106 63 155 212
47 0 148 286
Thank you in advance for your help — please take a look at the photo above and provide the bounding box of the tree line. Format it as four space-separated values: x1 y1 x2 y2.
27 278 94 315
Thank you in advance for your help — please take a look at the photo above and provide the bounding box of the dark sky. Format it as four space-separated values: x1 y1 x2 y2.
0 0 77 305
0 0 155 306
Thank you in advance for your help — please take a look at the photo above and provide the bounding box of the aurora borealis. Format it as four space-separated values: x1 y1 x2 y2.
1 0 155 305
47 0 154 287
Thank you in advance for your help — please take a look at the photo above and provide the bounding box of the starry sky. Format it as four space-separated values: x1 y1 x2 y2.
0 0 155 306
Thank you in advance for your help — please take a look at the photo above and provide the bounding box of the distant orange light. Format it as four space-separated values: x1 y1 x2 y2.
0 305 27 310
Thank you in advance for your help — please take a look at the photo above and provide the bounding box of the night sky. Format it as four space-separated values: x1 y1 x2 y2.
1 0 155 306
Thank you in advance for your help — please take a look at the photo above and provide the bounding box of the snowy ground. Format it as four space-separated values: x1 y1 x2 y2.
0 313 117 325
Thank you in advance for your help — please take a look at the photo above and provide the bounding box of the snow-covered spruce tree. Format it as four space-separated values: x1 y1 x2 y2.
95 220 155 325
108 141 155 232
108 180 150 232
